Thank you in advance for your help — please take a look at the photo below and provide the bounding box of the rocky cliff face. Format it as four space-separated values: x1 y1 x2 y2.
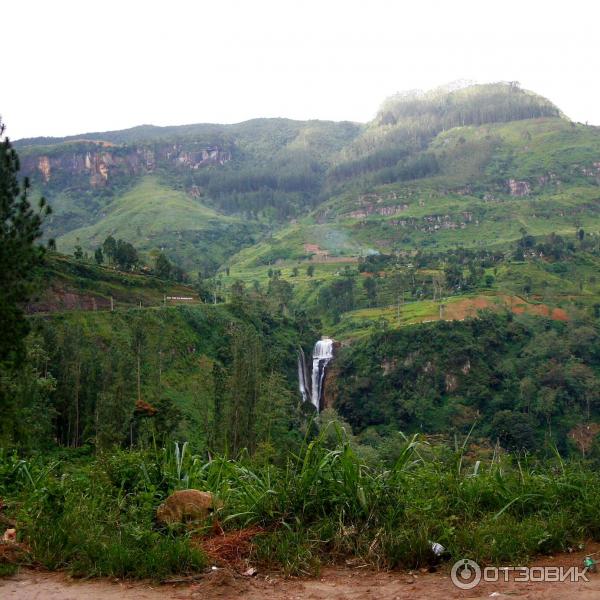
322 341 342 410
507 179 531 196
21 142 231 189
322 363 339 410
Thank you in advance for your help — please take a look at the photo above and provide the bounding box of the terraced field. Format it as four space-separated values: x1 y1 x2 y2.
332 292 572 339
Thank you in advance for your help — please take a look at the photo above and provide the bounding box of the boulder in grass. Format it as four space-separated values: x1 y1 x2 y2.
157 489 222 525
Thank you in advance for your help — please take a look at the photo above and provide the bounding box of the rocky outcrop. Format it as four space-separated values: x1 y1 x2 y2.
538 172 561 186
176 147 231 168
381 357 398 375
349 204 409 219
21 142 231 189
507 179 531 196
156 489 222 525
359 212 478 233
347 191 412 219
445 373 459 393
581 162 600 177
38 156 51 182
568 423 600 456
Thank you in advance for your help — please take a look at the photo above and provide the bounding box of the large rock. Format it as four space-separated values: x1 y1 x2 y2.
156 489 221 525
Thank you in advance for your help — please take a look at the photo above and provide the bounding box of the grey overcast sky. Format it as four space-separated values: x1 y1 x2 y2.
3 0 600 139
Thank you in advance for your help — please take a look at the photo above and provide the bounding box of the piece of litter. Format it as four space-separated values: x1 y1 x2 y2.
431 542 445 556
243 567 258 577
211 566 218 571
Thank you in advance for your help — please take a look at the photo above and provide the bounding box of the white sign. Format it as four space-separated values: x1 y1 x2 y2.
451 559 589 590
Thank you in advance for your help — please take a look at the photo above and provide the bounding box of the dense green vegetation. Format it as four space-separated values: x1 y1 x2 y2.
376 82 560 127
327 82 559 185
3 244 600 583
0 448 206 579
5 426 600 578
220 229 600 334
1 297 318 453
221 88 600 270
335 313 600 450
19 119 360 249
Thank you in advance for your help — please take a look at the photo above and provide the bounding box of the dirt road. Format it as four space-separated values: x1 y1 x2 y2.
2 567 599 600
2 547 600 599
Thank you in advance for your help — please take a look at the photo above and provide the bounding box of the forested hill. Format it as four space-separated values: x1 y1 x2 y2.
16 118 362 219
14 82 600 275
327 82 561 184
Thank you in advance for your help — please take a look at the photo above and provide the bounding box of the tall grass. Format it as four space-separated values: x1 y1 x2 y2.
0 449 205 579
2 428 600 577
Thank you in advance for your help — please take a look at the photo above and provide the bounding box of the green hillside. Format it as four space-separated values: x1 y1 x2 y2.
28 252 200 313
23 299 316 450
19 118 362 232
226 116 600 272
13 81 600 323
56 176 260 275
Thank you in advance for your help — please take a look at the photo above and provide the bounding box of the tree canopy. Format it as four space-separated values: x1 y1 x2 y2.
0 119 50 362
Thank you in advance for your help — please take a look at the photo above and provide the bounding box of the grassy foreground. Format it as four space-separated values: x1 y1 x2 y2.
2 426 600 579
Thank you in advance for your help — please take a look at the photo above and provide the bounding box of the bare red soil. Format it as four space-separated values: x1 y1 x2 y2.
443 294 569 322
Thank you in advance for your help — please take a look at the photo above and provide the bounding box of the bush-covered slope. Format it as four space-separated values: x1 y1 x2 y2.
334 313 600 452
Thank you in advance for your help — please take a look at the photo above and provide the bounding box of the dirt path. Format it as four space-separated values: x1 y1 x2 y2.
3 567 600 600
3 548 600 600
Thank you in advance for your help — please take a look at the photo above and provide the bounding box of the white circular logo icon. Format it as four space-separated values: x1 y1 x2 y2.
451 559 482 590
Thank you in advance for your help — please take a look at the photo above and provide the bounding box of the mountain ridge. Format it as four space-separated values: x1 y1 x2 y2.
14 82 600 275
12 80 560 147
13 117 363 148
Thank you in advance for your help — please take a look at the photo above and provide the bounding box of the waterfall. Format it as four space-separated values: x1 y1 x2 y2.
298 338 334 412
297 348 310 405
311 338 334 411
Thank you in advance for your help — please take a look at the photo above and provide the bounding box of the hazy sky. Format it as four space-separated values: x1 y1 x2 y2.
4 0 600 139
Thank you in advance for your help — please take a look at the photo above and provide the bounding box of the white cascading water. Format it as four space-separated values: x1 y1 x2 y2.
297 338 335 412
297 348 310 405
311 338 334 411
